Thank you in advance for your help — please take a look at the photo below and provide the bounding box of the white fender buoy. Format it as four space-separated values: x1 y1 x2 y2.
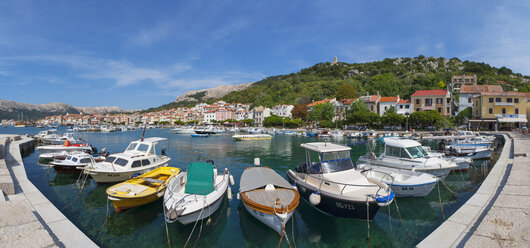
309 192 321 205
412 165 416 172
227 187 233 200
292 183 297 191
229 175 235 186
236 192 241 200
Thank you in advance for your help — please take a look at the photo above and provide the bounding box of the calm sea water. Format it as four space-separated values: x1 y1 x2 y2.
2 126 499 248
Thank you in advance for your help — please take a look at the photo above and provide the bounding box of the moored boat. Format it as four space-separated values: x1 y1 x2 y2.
49 153 98 173
163 162 232 224
232 134 272 141
240 158 299 235
107 167 181 213
83 137 171 183
356 162 438 197
287 142 394 219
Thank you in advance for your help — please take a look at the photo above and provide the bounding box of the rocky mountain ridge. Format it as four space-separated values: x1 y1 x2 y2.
174 82 254 103
0 99 128 120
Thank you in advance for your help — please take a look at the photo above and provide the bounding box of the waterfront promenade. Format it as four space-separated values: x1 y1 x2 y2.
418 132 529 247
0 134 97 248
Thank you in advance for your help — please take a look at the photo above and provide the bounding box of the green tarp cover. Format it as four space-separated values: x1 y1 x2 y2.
184 162 215 195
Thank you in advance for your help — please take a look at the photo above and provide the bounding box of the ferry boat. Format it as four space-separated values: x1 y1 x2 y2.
163 161 232 224
287 142 394 219
83 137 171 183
239 158 299 235
358 138 458 178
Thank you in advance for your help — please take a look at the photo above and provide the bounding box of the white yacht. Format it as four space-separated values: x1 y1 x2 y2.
357 138 458 178
171 126 195 134
37 143 95 162
422 146 473 171
49 132 84 145
83 137 171 183
287 142 394 219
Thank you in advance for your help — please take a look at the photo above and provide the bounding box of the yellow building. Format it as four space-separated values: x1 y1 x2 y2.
472 91 527 130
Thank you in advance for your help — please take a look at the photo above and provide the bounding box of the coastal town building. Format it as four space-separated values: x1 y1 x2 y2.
451 74 477 92
471 91 527 130
271 104 294 118
411 89 452 116
458 85 503 114
306 99 336 111
378 96 400 116
359 93 381 114
396 99 411 115
252 106 271 126
335 98 356 121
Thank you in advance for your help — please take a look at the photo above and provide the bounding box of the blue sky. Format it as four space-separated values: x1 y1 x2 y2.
0 1 529 109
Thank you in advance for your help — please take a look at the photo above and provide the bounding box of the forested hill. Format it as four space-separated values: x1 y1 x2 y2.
222 56 530 108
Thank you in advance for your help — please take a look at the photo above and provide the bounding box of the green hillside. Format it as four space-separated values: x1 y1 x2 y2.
222 56 530 108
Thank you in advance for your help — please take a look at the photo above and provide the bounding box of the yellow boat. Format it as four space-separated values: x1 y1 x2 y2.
106 167 181 213
232 134 272 141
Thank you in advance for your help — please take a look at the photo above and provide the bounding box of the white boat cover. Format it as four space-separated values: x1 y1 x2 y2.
240 167 292 192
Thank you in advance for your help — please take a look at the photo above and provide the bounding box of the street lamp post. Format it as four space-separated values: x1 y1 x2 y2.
405 112 410 131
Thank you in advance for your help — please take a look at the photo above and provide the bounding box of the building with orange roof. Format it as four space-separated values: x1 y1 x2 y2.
359 92 381 114
378 96 400 116
396 99 411 115
471 91 527 130
411 89 452 116
458 85 503 114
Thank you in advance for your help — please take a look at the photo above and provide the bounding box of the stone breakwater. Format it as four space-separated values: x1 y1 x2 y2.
0 134 97 248
417 132 529 247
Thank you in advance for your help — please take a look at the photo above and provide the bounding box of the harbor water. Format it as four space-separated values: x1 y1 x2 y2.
2 127 501 247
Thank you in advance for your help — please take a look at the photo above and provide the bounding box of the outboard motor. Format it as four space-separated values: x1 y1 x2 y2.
91 146 98 154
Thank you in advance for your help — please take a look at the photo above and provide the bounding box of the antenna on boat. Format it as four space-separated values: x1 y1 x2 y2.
141 121 147 141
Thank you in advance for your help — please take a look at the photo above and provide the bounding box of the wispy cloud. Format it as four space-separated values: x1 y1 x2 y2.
128 21 172 47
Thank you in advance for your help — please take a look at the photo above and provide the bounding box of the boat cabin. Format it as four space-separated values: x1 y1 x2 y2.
64 154 96 165
298 142 355 174
382 138 428 159
101 137 167 170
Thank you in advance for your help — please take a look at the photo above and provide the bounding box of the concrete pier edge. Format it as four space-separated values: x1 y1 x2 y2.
0 135 98 248
416 133 513 247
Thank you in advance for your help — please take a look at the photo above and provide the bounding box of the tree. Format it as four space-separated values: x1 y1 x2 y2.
381 111 404 126
335 84 358 100
242 119 254 126
308 103 335 124
291 104 309 120
409 110 444 128
437 80 446 89
455 107 473 125
349 99 369 112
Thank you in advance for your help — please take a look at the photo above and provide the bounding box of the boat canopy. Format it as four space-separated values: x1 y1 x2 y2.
185 162 215 195
383 138 421 148
240 167 292 192
301 142 351 153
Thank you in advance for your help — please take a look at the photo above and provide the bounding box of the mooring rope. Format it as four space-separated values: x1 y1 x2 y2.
437 181 445 220
392 197 419 240
162 202 171 248
366 197 370 248
183 199 206 248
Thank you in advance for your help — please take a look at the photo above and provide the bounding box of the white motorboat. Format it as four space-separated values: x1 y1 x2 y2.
247 128 265 134
100 125 115 133
35 129 58 139
49 153 98 173
287 142 394 219
37 143 94 158
171 126 195 134
49 132 84 145
164 161 232 224
422 146 473 171
329 130 344 138
356 162 438 197
444 145 492 160
357 138 458 178
347 132 362 138
83 137 170 183
232 134 272 141
240 158 299 235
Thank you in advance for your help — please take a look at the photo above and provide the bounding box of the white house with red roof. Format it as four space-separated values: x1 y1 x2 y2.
411 89 452 116
396 99 411 115
378 96 400 116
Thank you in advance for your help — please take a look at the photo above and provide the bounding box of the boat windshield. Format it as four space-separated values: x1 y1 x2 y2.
104 156 117 163
417 146 428 156
406 146 425 159
137 144 150 153
126 142 138 151
320 151 354 173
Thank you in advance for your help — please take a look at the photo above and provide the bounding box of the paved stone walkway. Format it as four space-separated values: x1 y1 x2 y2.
460 132 530 247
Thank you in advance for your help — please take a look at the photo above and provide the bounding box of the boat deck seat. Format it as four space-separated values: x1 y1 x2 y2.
245 188 295 208
109 184 149 196
143 178 164 184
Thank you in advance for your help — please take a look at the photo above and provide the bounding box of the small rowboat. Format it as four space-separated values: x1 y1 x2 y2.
106 167 181 213
232 134 272 141
239 158 299 235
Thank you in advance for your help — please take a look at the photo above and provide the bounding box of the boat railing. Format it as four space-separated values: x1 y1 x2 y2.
302 173 381 196
165 169 229 219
